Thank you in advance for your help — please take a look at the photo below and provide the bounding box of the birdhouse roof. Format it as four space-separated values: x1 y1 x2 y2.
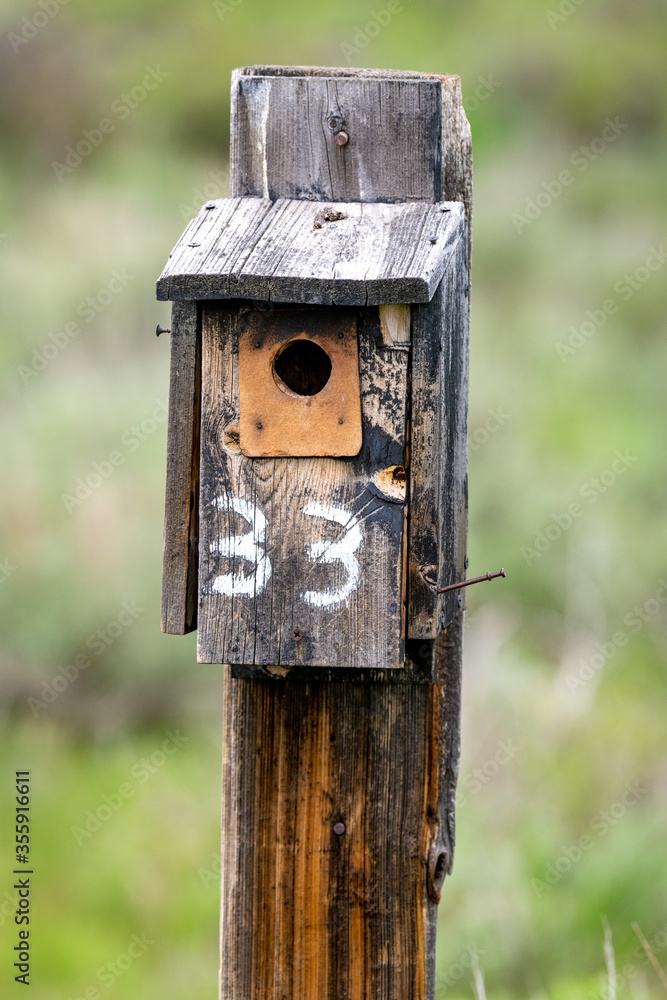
156 197 465 306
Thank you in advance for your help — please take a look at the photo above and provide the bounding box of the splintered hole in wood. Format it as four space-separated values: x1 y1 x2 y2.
273 340 332 397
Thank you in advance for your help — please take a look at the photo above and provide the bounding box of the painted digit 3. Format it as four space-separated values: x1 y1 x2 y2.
300 502 363 610
208 496 272 597
206 496 363 609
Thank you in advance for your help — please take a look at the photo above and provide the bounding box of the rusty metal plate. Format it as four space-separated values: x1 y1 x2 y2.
238 308 362 457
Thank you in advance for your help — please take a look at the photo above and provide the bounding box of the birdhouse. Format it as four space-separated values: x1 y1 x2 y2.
156 64 474 1000
157 195 468 678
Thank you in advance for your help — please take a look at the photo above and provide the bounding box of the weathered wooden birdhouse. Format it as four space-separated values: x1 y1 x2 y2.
157 64 472 1000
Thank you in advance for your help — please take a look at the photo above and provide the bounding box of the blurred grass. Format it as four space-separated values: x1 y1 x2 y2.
1 0 666 996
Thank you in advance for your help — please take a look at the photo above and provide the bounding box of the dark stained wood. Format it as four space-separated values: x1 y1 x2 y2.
156 197 464 306
216 65 472 1000
161 300 200 634
407 230 470 638
198 302 408 669
231 73 442 205
220 668 442 1000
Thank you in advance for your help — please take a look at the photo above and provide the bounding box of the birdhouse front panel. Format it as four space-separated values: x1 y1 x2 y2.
197 301 408 669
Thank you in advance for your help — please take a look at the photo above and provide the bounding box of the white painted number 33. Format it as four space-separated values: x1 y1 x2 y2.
208 496 363 610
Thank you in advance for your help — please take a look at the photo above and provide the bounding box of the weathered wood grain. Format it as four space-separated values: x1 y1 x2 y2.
407 229 470 638
156 197 464 306
198 302 408 669
231 73 442 204
216 64 472 1000
161 300 200 634
220 667 441 1000
232 65 473 246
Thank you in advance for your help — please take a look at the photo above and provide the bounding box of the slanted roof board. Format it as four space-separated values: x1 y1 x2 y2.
157 197 465 305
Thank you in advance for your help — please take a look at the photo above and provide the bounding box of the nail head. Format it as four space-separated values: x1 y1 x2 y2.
333 822 345 835
335 131 349 147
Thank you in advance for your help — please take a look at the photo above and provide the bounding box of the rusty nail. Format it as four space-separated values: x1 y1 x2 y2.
292 627 303 642
335 131 349 147
155 324 171 337
435 568 506 595
333 822 345 835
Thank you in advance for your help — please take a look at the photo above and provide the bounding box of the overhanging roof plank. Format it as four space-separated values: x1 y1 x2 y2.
157 197 465 305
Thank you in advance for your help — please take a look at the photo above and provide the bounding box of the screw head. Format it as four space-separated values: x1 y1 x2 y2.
292 627 303 642
334 131 349 147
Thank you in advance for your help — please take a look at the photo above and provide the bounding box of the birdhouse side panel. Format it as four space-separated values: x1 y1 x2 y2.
197 302 409 669
407 228 469 638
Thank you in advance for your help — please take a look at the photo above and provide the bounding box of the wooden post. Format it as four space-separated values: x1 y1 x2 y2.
214 65 472 1000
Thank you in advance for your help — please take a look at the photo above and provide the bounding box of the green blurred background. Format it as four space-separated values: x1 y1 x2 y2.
1 0 666 997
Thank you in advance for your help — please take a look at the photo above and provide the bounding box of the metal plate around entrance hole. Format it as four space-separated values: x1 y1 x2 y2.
238 308 362 457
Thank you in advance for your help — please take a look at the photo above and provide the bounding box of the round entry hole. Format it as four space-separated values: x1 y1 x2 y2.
273 339 332 396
